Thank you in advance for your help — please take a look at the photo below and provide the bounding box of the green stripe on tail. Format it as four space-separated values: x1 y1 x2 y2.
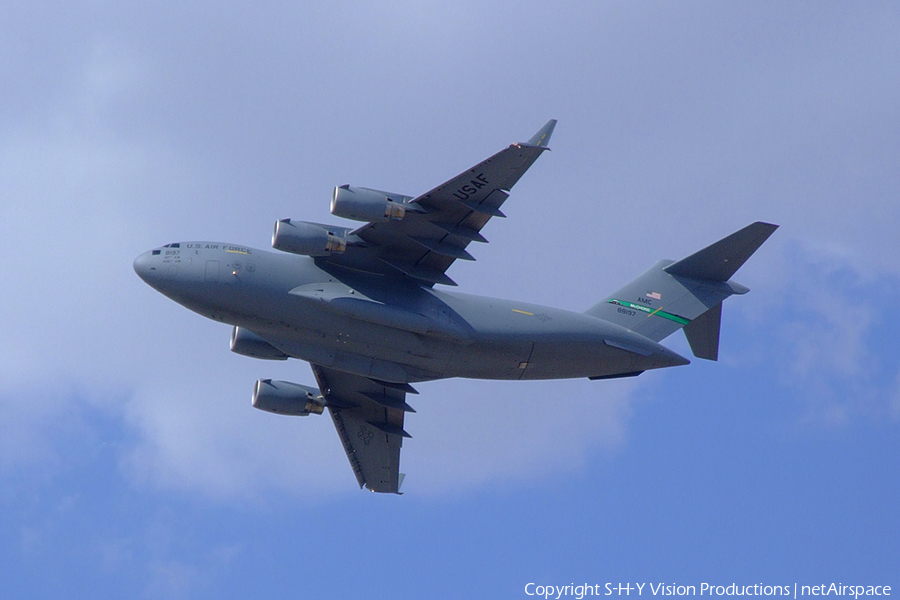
607 299 691 325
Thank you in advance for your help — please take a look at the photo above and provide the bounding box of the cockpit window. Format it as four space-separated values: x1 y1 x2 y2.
163 243 180 248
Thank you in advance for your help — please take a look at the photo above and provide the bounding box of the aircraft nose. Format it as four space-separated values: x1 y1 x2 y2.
133 251 156 285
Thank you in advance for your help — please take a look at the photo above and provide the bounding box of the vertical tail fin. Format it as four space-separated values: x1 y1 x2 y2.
584 222 778 360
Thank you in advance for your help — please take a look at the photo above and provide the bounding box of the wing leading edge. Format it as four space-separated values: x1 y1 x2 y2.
319 120 557 286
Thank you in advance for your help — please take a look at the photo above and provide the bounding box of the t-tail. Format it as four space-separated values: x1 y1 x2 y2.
585 222 778 360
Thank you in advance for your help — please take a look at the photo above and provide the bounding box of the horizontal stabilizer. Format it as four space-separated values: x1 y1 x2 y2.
664 222 778 282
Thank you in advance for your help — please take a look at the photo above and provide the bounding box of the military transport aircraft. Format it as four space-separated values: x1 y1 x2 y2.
134 120 777 493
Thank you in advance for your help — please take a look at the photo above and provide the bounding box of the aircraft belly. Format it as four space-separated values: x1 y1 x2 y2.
255 308 451 382
437 291 621 380
521 341 635 380
320 316 451 378
445 340 534 380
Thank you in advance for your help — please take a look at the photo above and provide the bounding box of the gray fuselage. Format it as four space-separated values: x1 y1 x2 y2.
134 242 687 383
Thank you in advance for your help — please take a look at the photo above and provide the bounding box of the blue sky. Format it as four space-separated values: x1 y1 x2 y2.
1 2 898 598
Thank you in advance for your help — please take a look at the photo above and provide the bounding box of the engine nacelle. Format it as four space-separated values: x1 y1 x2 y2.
331 185 407 222
252 379 326 416
230 326 288 360
271 219 347 256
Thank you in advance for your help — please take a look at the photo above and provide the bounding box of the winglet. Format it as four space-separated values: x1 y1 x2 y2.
526 119 557 148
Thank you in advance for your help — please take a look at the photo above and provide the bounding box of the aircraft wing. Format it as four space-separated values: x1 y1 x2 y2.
320 120 556 286
311 364 414 494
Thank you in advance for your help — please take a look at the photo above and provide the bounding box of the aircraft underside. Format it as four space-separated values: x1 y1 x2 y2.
134 120 776 493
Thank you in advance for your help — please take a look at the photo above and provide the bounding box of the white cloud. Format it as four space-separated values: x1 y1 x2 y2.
739 241 900 425
0 385 101 476
118 373 350 500
402 377 635 495
890 371 900 422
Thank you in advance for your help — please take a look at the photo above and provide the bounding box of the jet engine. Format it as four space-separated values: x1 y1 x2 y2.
252 379 326 416
230 326 289 360
331 185 407 222
271 219 347 256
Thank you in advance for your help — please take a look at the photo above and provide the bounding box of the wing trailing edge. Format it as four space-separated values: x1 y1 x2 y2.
319 121 556 287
